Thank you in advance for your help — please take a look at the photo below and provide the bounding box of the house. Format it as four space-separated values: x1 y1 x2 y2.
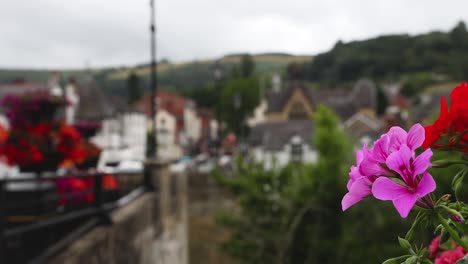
135 90 209 160
248 78 382 168
70 75 147 169
249 120 317 169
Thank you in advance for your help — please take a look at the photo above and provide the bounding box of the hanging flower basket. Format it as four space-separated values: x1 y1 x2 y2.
1 90 68 128
73 120 102 139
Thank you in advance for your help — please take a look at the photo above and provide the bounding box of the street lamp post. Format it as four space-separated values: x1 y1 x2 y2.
144 0 157 191
149 0 157 158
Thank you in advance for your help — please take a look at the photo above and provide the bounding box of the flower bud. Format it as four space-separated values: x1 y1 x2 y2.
451 215 465 223
440 194 451 202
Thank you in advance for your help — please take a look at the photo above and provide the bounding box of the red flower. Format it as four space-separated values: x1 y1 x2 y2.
423 82 468 151
429 236 441 259
29 123 52 137
59 124 81 142
103 174 119 190
422 97 452 149
435 247 466 264
0 124 8 143
450 82 468 113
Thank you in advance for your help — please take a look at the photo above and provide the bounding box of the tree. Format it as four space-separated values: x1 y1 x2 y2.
219 78 259 136
126 72 142 105
376 85 389 115
240 54 255 78
450 21 468 48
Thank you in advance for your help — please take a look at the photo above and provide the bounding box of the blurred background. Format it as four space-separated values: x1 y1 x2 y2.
1 1 468 263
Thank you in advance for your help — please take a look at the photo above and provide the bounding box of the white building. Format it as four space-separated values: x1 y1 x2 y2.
155 109 183 160
249 120 318 170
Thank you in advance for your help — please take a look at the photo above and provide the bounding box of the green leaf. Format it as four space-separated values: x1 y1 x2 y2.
418 248 429 259
436 205 464 220
399 237 412 250
453 171 465 200
382 255 413 264
405 256 418 264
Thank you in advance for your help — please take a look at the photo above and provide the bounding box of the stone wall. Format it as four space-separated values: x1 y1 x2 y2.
47 161 188 264
187 172 237 264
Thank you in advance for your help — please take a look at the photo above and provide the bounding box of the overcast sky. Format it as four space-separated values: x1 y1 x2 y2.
1 0 467 69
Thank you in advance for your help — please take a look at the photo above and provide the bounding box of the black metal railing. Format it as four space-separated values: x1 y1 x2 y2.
0 169 151 264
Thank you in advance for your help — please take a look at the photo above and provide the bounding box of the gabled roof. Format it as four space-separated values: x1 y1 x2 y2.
344 112 382 132
265 79 377 121
75 76 114 121
249 119 314 151
266 81 315 113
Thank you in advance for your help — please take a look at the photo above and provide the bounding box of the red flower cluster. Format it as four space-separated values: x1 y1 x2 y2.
423 82 468 151
429 236 467 264
55 174 119 206
0 122 87 170
57 124 87 165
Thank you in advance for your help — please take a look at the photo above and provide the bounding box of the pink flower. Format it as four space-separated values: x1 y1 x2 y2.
342 145 373 210
372 144 435 218
429 236 442 259
435 247 466 264
360 124 425 177
342 124 435 217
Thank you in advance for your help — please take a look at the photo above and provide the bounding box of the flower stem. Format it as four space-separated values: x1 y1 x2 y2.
436 212 468 251
432 159 468 168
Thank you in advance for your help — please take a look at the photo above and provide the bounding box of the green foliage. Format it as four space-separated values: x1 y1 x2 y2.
240 54 255 78
184 83 219 110
126 72 142 104
303 21 468 87
377 85 389 115
400 72 434 98
220 77 260 136
214 106 412 263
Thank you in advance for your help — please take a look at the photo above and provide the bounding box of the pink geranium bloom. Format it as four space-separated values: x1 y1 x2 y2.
360 124 425 177
342 123 434 215
342 176 373 211
435 247 466 264
372 144 435 218
342 145 373 210
429 236 441 259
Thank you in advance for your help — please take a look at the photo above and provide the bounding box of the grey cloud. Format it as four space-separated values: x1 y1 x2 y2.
1 0 468 68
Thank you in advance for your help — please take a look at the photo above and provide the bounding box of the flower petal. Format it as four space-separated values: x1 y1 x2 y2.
372 177 410 201
359 156 388 177
416 172 436 197
388 126 407 152
407 123 425 151
372 134 390 163
386 144 412 182
347 165 362 190
422 125 439 149
342 177 372 211
393 193 418 218
412 149 432 176
355 143 368 164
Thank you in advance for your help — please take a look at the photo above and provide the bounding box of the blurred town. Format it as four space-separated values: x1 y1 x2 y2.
2 1 468 263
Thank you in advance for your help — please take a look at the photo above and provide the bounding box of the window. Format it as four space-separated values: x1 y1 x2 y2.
290 135 303 163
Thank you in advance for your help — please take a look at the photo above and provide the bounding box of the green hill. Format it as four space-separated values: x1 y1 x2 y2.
0 53 312 97
303 21 468 88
